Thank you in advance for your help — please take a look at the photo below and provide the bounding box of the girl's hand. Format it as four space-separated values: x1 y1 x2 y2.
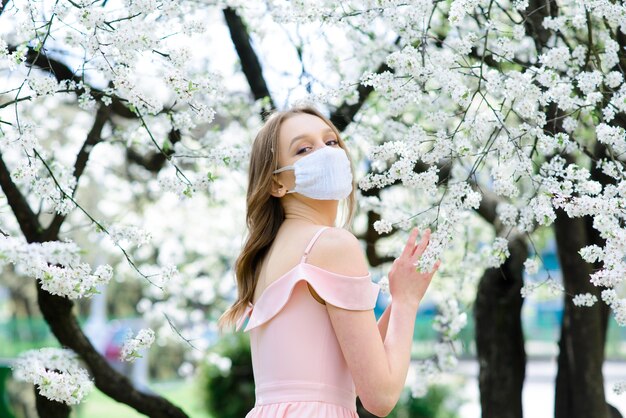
388 227 441 309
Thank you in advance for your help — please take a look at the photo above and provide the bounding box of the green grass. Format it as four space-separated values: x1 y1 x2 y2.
70 379 213 418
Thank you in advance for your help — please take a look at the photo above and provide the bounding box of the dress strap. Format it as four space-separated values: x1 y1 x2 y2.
235 301 254 332
300 226 332 263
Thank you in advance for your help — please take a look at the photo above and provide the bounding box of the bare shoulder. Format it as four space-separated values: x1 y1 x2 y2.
305 227 369 277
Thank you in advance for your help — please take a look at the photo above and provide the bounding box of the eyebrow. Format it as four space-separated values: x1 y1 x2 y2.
289 128 336 150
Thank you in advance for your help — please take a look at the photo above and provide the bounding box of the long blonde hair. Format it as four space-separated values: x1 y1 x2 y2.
216 105 358 334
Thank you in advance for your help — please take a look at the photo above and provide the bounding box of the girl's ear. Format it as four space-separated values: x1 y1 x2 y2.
269 176 286 198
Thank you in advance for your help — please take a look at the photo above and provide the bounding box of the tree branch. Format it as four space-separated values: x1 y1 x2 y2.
330 36 401 131
34 278 189 418
125 125 180 172
6 45 137 119
44 104 111 239
519 0 558 54
0 152 41 238
1 0 10 16
223 7 275 114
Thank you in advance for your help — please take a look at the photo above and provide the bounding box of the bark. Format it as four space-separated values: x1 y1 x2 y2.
223 7 275 113
34 387 70 418
553 207 609 418
474 235 527 418
554 141 621 418
587 141 622 418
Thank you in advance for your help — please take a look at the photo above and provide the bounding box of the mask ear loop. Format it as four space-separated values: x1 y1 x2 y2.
272 166 293 174
273 166 295 194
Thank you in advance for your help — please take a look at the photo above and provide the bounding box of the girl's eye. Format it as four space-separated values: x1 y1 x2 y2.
296 139 339 155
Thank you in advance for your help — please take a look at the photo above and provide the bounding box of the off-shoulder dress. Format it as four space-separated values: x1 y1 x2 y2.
236 226 381 417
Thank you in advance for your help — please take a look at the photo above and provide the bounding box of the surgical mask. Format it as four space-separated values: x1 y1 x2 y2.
272 146 353 200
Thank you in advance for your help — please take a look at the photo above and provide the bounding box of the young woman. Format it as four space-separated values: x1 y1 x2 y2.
218 105 441 417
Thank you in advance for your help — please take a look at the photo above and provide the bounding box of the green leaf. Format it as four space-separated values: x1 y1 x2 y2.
162 138 172 153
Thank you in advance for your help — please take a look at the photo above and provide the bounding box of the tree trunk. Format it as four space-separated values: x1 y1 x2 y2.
553 209 609 418
34 387 70 418
474 234 527 418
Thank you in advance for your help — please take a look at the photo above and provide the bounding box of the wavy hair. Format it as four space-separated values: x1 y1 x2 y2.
217 105 358 334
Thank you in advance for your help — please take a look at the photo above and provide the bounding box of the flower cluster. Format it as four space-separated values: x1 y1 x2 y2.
108 224 153 248
521 278 565 298
482 237 511 268
523 257 539 275
408 358 439 398
433 298 468 340
120 328 156 362
11 347 94 405
0 236 113 299
572 293 598 307
600 289 626 326
373 219 393 234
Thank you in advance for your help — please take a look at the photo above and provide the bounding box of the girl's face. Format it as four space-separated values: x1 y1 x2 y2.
272 113 342 195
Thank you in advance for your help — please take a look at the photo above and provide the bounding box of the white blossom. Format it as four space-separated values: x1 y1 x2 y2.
520 281 538 298
496 202 519 227
614 381 626 395
28 74 59 97
374 219 393 234
572 293 598 307
513 0 528 11
448 0 479 26
524 257 539 275
120 328 156 362
0 236 113 299
108 224 153 248
579 244 604 263
601 289 618 306
596 123 626 155
434 342 458 371
11 348 94 405
378 275 390 294
433 298 467 339
605 71 623 88
576 71 603 95
562 116 578 133
484 237 510 268
546 278 565 295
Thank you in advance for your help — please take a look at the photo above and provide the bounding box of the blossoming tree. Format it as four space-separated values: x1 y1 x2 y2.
1 1 625 418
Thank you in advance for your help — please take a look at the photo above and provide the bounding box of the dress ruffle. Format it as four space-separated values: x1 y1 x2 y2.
245 401 359 418
236 262 380 332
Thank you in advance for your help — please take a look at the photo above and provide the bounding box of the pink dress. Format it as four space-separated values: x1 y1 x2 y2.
236 226 381 417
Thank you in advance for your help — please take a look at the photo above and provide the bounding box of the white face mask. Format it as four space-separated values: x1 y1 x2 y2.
272 146 353 200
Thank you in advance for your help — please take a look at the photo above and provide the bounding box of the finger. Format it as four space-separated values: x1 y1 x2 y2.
402 227 419 258
412 228 431 257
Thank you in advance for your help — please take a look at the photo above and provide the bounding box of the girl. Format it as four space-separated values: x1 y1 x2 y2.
218 105 441 417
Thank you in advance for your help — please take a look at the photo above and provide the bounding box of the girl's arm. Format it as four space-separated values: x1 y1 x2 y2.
313 227 436 417
377 301 392 340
